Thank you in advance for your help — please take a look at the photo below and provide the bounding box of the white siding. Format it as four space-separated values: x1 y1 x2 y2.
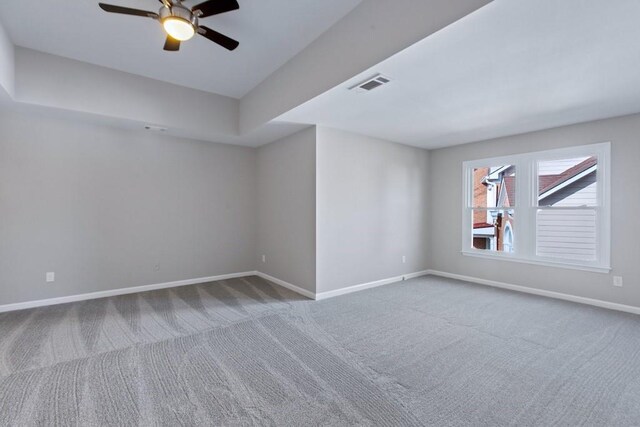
537 170 598 261
536 209 597 261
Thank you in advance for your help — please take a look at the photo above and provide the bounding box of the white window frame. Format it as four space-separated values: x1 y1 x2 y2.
461 142 611 273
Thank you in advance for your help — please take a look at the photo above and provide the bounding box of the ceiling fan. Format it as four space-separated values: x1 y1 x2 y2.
98 0 239 52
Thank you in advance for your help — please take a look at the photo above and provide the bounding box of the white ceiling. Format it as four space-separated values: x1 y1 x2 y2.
278 0 640 149
0 0 361 99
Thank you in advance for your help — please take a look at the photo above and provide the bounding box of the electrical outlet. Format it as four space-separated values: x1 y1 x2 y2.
402 255 406 264
613 276 623 287
46 272 55 283
262 255 266 263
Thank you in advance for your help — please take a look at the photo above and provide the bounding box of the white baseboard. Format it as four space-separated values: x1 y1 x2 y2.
0 271 256 313
404 270 431 280
0 268 427 313
10 267 629 317
426 269 640 316
255 271 315 300
315 270 430 301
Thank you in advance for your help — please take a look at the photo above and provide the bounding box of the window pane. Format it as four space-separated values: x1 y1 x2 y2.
538 157 597 207
472 165 516 208
536 209 597 261
472 209 515 253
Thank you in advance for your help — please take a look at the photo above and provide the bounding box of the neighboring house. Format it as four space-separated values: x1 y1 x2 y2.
472 166 515 252
538 156 597 206
472 156 596 257
536 156 598 261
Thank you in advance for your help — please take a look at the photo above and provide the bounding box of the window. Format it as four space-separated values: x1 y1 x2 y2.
462 143 610 272
469 164 516 253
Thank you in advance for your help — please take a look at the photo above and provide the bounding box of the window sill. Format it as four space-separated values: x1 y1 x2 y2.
461 250 611 274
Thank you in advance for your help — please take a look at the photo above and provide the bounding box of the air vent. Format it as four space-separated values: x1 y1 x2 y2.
349 74 391 92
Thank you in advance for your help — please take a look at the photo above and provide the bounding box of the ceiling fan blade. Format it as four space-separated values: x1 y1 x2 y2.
192 0 239 18
198 26 239 51
163 36 181 51
99 3 158 19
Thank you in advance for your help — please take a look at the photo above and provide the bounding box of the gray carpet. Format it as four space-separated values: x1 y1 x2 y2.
1 275 639 426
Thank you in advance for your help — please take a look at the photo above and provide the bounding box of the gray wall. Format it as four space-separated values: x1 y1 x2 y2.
256 127 316 293
428 113 640 308
0 109 257 305
15 48 238 143
316 127 430 293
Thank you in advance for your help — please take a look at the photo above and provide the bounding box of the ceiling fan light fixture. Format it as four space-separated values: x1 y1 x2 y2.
163 17 195 41
98 0 240 52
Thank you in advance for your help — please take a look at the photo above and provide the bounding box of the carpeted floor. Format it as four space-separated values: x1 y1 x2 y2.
1 275 639 426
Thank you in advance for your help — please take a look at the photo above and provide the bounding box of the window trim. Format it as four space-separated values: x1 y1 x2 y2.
461 142 611 274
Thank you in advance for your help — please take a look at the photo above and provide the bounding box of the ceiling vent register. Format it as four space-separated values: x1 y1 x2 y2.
349 74 391 92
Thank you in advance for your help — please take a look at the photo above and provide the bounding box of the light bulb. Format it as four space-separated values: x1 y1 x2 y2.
163 17 195 41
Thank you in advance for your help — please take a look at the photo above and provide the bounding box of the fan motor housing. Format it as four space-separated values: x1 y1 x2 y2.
159 4 198 28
